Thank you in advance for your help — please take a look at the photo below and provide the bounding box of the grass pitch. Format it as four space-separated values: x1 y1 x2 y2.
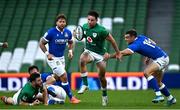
0 89 179 109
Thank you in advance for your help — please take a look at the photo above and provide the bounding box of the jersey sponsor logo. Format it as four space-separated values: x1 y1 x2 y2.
22 96 28 101
55 39 68 44
64 32 68 38
33 95 36 98
87 37 93 43
93 33 97 38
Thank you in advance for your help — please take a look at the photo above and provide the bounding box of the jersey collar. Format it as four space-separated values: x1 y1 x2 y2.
56 26 64 34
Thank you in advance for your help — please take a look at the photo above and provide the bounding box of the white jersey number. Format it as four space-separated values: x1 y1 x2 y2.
143 39 155 48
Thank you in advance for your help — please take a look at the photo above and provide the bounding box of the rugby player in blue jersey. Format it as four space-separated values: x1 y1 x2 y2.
39 14 80 104
108 29 176 106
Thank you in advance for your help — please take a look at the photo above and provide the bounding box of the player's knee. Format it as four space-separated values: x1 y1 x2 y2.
143 70 150 77
60 73 68 82
80 58 86 66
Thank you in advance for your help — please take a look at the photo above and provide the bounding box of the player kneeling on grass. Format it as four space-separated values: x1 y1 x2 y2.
28 65 66 104
108 29 176 106
1 74 48 106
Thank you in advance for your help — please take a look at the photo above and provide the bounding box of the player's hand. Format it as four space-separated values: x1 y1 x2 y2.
72 30 76 38
103 52 110 61
47 54 54 60
2 42 8 48
144 57 150 65
68 50 73 60
32 99 40 105
115 51 122 61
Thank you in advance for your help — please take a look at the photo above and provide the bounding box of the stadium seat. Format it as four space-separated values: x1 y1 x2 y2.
22 40 38 65
8 48 24 72
0 52 12 72
113 17 124 23
101 18 112 32
78 17 87 26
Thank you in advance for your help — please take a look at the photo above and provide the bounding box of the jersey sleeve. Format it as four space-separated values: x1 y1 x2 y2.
82 24 87 38
101 28 109 39
43 30 51 42
41 73 52 83
127 43 140 53
68 31 73 41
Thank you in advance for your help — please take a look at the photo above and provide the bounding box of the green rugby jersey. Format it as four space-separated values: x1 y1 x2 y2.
82 23 109 55
17 82 42 104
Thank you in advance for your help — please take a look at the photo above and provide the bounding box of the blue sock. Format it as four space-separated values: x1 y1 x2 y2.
159 83 170 97
61 82 73 99
147 76 161 95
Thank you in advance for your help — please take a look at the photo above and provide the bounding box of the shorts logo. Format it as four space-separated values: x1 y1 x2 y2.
87 37 93 43
93 33 97 38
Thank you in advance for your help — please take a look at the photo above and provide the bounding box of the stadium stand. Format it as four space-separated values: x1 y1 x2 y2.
0 0 149 73
169 0 180 71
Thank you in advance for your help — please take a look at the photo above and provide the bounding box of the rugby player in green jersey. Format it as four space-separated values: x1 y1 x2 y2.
1 74 48 106
77 10 121 106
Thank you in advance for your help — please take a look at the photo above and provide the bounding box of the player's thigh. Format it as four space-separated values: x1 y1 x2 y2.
80 52 93 64
47 58 66 77
12 89 21 105
144 62 159 77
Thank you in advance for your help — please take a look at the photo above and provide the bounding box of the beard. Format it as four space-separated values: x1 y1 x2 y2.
35 83 43 88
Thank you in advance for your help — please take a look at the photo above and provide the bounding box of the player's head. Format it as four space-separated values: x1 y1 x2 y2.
29 73 42 88
56 14 67 30
87 10 99 28
124 29 137 44
28 65 40 75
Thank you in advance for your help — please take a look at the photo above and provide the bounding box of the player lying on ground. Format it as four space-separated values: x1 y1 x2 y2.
28 65 66 104
108 29 176 106
73 10 121 106
0 42 8 48
1 74 48 106
39 14 80 104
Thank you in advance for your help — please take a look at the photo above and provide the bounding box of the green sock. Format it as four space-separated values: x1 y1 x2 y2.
82 76 88 86
102 89 107 96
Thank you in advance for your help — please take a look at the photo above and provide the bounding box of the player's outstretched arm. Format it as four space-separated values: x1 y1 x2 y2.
68 40 73 59
19 99 40 106
120 48 134 56
106 33 121 59
109 48 133 60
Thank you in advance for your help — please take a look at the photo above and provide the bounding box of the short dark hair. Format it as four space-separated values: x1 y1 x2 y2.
29 73 40 82
28 65 39 73
56 14 67 22
88 10 99 19
126 29 137 37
